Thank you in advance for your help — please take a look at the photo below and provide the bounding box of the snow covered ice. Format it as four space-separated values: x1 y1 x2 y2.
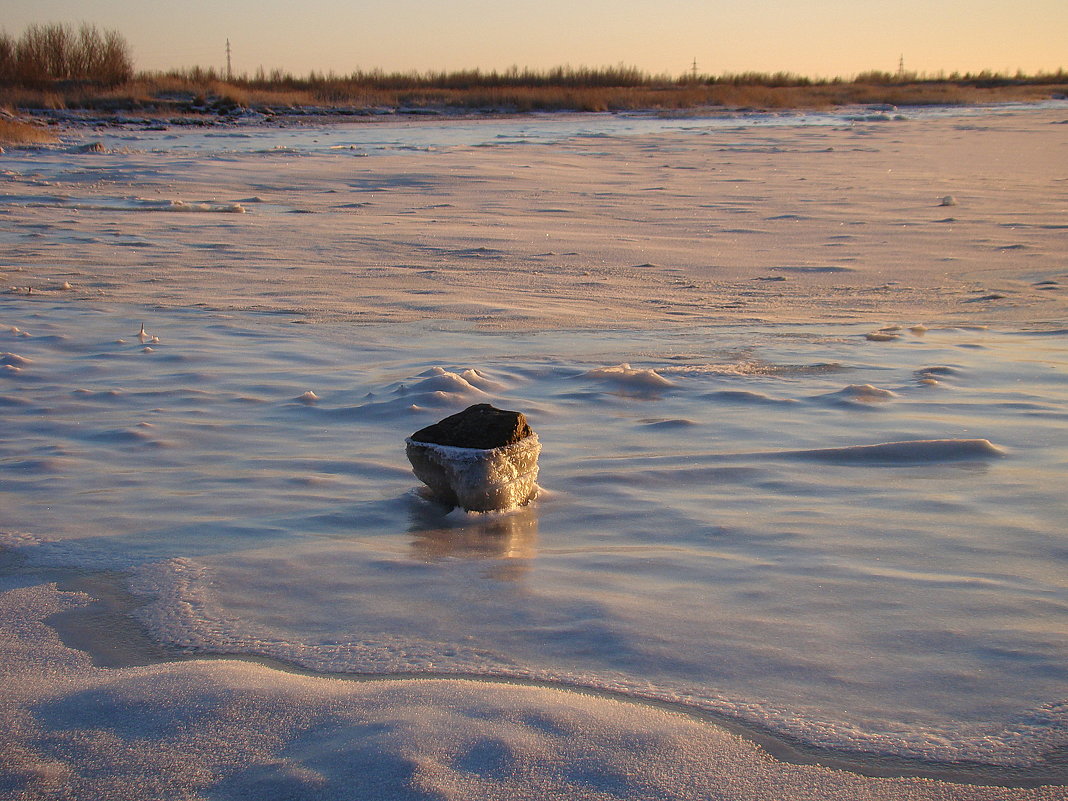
406 435 541 512
2 102 1067 799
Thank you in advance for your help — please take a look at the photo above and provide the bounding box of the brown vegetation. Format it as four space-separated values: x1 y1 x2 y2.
0 117 58 144
0 23 132 87
0 23 1064 115
3 72 1064 116
132 65 1067 113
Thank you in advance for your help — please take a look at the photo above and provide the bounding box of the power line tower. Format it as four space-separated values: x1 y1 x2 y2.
226 38 233 81
897 54 905 78
691 57 698 82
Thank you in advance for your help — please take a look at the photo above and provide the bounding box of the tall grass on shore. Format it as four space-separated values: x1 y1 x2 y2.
0 117 58 144
4 72 1065 115
136 65 1068 111
0 23 1064 114
8 70 1061 114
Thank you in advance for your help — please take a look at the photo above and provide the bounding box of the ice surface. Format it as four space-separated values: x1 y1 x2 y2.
2 106 1068 797
7 583 1060 801
0 194 247 213
4 104 1067 330
406 435 541 512
2 300 1065 777
585 363 675 390
782 438 1004 463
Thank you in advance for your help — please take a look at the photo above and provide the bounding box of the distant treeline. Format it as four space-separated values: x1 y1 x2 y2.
167 63 1068 92
126 65 1068 113
0 23 132 87
1 22 1065 113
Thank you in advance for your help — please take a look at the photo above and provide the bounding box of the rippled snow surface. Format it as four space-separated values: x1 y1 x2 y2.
2 299 1066 766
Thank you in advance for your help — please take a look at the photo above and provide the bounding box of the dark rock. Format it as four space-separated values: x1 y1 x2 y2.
409 403 532 450
406 403 541 511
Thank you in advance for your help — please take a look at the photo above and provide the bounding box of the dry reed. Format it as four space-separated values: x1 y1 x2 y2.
1 34 1064 115
18 74 1067 114
0 117 58 144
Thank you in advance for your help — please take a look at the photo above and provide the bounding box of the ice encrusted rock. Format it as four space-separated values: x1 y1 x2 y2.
406 404 541 512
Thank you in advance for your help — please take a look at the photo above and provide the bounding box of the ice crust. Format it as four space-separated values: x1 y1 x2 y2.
406 434 541 511
784 438 1005 463
8 582 1060 801
585 363 674 389
0 194 247 213
3 302 1067 793
3 107 1068 797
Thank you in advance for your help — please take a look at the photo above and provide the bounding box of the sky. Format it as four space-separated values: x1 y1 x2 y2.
4 0 1066 79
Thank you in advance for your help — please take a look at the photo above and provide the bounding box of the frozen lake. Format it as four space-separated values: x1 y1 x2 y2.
2 106 1067 798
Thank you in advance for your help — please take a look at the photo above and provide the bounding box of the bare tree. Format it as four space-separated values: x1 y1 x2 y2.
1 22 133 87
0 31 15 84
99 27 132 84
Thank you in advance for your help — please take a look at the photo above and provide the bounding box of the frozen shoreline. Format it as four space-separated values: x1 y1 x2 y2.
8 579 1064 801
37 566 1065 789
15 96 1068 126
